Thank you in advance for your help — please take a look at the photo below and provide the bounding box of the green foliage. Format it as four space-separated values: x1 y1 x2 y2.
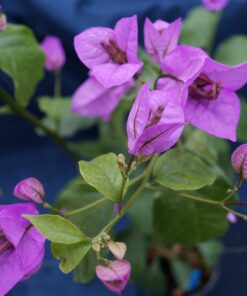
73 250 97 284
153 147 216 191
23 214 88 244
51 241 91 273
139 49 160 87
181 7 219 50
38 97 95 137
237 98 247 142
215 35 247 65
153 190 228 247
79 153 126 202
56 177 114 236
0 24 45 106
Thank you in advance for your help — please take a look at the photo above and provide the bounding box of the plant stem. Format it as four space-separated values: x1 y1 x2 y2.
129 170 146 187
101 154 159 233
0 85 79 161
64 197 107 217
54 70 61 98
43 202 62 214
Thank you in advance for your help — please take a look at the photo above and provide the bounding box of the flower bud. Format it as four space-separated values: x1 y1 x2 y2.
13 177 45 204
108 241 127 260
231 144 247 180
202 0 229 11
0 6 7 32
40 36 65 72
96 260 131 295
227 213 237 224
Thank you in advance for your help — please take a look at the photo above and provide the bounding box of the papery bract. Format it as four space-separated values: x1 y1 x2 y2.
159 45 247 141
231 144 247 179
127 83 184 156
108 241 127 260
202 0 229 11
96 260 131 295
0 203 45 295
74 15 143 88
13 177 45 204
144 17 182 64
71 76 133 121
41 36 66 71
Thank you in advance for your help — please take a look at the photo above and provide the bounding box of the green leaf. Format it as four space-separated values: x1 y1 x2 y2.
153 191 228 247
237 98 247 142
38 97 95 137
128 190 158 235
56 177 114 237
181 7 219 50
51 241 91 273
198 240 223 269
73 250 97 284
23 214 87 244
79 153 126 202
0 24 45 106
215 35 247 65
153 148 216 191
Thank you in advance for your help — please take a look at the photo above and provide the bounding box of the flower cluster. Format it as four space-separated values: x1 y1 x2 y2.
72 13 247 156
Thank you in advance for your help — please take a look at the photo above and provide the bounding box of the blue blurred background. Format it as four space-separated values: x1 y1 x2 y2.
1 0 247 295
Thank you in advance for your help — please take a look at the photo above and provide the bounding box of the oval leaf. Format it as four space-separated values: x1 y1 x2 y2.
153 148 216 191
0 24 45 106
79 153 125 202
23 214 87 244
51 241 91 273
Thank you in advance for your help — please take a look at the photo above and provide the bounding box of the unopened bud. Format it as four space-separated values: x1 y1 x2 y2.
227 213 237 224
92 242 101 253
13 177 45 204
108 241 127 260
0 6 7 32
117 154 127 173
96 260 131 294
231 144 247 180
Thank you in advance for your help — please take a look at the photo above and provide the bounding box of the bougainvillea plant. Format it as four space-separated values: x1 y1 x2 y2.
1 1 247 295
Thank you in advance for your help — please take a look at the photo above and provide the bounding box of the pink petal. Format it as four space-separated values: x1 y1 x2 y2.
114 15 139 64
231 144 247 179
202 0 229 11
91 62 142 88
74 27 113 69
203 57 247 91
185 89 240 141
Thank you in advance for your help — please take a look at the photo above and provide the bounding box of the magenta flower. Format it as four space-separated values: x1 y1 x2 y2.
74 15 143 88
96 260 131 295
0 203 45 295
71 76 133 121
41 36 66 71
227 212 237 224
144 18 182 64
231 144 247 180
159 45 247 141
13 177 45 204
202 0 229 11
127 83 184 156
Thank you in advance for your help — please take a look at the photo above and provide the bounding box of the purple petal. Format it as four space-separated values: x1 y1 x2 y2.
185 89 240 141
114 15 139 64
71 77 133 120
127 83 151 153
91 62 142 88
203 57 247 91
153 20 169 31
0 227 45 295
161 45 207 84
132 123 184 156
74 27 113 69
0 203 37 247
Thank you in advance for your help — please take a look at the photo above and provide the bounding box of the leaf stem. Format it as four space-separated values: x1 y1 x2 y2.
64 197 108 217
101 154 159 233
0 85 79 161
